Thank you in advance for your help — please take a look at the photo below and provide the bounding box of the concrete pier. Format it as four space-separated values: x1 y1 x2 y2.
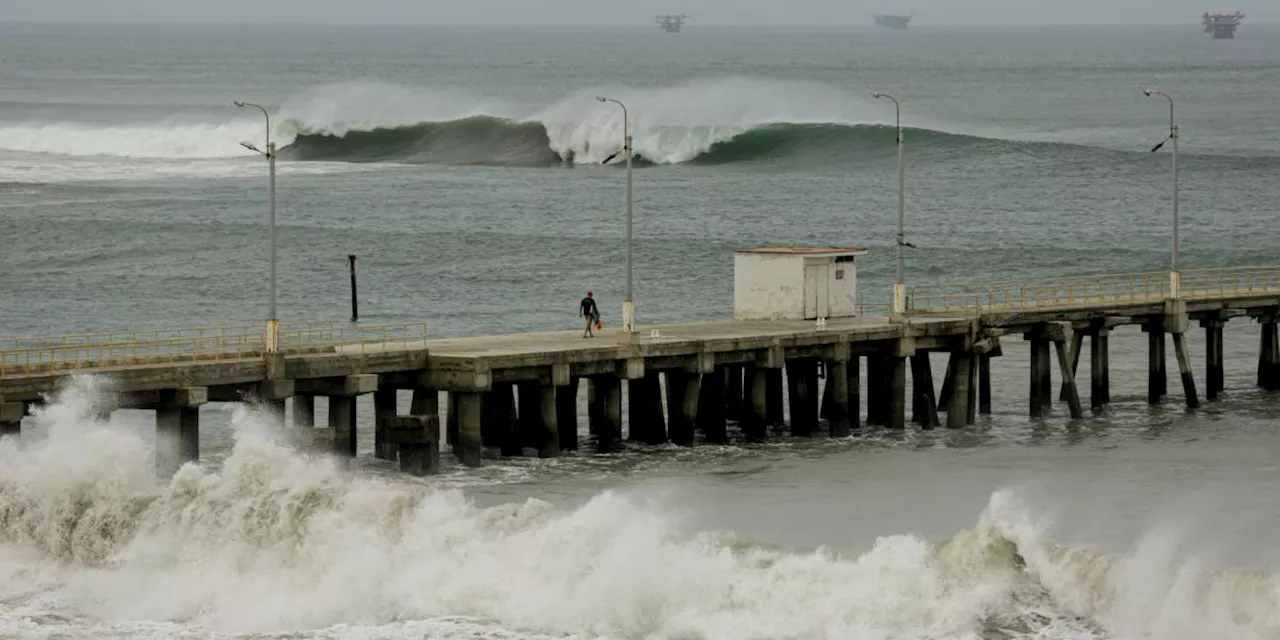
3 273 1278 477
155 387 206 478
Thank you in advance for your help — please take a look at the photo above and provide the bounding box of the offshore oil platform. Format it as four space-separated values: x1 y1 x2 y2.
1202 11 1244 38
656 14 690 33
874 14 912 30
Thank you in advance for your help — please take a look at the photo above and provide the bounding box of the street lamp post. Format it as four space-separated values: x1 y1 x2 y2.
873 92 907 316
234 99 279 353
597 96 636 338
1143 88 1179 299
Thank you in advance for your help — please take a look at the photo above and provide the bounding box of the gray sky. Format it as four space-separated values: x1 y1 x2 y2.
5 0 1275 26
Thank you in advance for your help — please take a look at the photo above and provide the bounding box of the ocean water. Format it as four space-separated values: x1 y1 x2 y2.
1 22 1280 639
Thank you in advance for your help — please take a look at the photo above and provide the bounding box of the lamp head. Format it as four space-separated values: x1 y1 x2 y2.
234 100 246 107
239 141 262 154
872 92 884 98
1142 89 1156 96
596 96 607 103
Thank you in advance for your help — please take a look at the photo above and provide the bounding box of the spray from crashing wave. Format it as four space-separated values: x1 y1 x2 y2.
0 378 1276 639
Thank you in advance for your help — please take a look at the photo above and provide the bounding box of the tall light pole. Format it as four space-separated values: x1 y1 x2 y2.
873 92 907 316
597 96 635 339
1143 88 1179 298
234 99 279 353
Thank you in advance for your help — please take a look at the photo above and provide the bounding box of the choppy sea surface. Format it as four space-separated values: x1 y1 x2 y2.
1 22 1279 639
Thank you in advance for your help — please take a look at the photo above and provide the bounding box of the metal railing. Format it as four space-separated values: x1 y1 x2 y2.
905 266 1280 315
0 321 427 379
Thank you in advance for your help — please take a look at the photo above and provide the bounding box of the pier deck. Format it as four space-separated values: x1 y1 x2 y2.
2 266 1279 478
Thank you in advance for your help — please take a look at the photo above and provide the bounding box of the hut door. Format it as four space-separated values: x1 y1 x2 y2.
804 262 829 319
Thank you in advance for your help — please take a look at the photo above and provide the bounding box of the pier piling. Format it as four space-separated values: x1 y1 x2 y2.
374 387 397 460
978 355 992 416
537 384 560 458
848 356 861 429
155 387 206 478
787 359 819 436
666 370 700 446
698 368 728 444
765 369 784 427
386 414 439 476
889 356 907 430
1172 332 1201 409
1144 321 1168 403
946 350 973 428
1059 331 1082 402
1256 314 1279 391
458 392 483 467
1090 329 1110 409
742 365 768 442
293 395 315 428
1202 315 1225 400
910 354 938 428
725 365 744 422
1053 340 1085 419
557 378 580 451
828 358 852 437
447 391 460 457
328 375 376 457
0 402 21 437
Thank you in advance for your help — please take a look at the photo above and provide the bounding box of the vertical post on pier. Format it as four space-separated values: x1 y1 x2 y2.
1258 316 1275 390
154 388 206 479
330 396 356 457
938 358 954 414
589 377 622 453
910 353 938 428
829 357 852 437
557 377 580 451
518 380 542 449
978 354 992 416
628 377 649 444
458 391 483 467
292 395 315 427
819 360 835 423
374 387 396 460
666 370 699 446
946 350 973 429
1089 328 1110 410
788 359 820 436
865 356 886 426
641 370 667 444
347 254 359 322
537 383 560 458
742 365 768 442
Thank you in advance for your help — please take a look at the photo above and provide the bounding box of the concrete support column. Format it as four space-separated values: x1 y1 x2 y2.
786 359 819 437
724 364 744 423
828 358 852 437
847 355 861 428
387 414 440 477
697 367 728 444
0 402 23 438
557 377 580 451
627 376 649 444
938 358 954 415
483 383 519 456
741 365 768 442
1028 336 1046 418
447 391 461 457
594 376 622 453
155 387 207 479
1053 340 1085 419
865 356 886 426
946 351 973 429
292 395 315 428
1257 317 1278 390
411 387 439 417
458 391 483 467
518 381 543 450
764 368 784 427
1202 316 1225 400
910 354 939 429
888 356 907 430
1144 321 1168 404
819 360 835 424
1090 329 1110 410
966 349 979 425
639 370 667 445
330 395 356 457
373 387 397 460
978 355 992 416
1059 331 1083 402
536 384 559 458
1172 332 1201 409
666 370 699 446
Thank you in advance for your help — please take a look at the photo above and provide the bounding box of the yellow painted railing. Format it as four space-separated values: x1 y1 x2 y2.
906 266 1280 315
0 321 427 379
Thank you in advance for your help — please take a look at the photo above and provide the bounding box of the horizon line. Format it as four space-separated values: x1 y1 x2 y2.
3 19 1278 28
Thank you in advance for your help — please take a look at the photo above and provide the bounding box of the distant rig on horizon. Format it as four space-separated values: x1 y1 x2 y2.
1202 11 1244 38
873 14 912 30
656 14 690 33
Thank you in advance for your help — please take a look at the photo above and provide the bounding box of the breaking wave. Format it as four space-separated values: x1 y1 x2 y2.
0 378 1276 639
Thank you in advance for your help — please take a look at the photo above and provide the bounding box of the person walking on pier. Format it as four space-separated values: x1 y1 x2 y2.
580 291 600 338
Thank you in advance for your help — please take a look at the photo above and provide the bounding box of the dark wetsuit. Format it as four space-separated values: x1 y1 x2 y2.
580 297 599 321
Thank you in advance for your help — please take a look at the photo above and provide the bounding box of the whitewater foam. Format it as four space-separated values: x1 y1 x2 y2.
0 379 1276 639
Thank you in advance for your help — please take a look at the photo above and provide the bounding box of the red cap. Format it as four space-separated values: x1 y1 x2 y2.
587 290 593 296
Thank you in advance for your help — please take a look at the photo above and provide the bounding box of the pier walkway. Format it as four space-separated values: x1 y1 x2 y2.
2 266 1279 477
